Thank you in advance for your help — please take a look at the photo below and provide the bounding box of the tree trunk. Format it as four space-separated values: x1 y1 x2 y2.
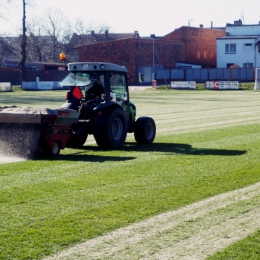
20 0 27 84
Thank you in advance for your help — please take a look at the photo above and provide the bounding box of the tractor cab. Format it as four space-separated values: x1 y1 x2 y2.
60 62 131 121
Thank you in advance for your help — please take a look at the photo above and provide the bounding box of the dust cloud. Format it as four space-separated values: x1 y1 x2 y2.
0 106 55 160
0 154 25 164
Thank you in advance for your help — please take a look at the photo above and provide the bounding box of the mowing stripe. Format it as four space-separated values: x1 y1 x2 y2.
45 182 260 260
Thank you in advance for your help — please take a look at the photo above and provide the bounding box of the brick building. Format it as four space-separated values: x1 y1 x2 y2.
77 36 185 83
162 26 225 67
68 30 136 61
76 27 225 83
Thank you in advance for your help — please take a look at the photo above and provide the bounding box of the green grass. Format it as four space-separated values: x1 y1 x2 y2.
1 87 260 259
207 231 260 260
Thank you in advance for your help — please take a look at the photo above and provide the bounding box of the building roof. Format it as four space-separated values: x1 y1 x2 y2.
226 22 260 27
217 35 259 40
70 30 141 48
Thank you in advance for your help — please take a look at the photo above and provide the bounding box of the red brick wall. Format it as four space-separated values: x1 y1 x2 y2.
78 38 185 83
162 27 225 67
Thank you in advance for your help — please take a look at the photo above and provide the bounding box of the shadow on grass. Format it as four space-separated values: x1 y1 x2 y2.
53 142 247 162
123 142 247 156
48 152 136 162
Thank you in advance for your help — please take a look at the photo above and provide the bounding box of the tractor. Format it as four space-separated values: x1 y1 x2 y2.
60 62 156 149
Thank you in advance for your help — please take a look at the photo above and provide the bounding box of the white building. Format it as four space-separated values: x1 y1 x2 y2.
217 20 260 68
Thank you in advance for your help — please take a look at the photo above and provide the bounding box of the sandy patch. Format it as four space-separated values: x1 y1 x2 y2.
45 182 260 260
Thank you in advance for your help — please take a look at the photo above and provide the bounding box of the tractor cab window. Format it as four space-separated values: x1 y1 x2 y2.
110 73 127 102
61 72 105 89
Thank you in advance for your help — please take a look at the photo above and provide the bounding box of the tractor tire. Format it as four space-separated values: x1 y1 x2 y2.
134 117 156 144
41 140 60 157
94 108 127 149
67 127 88 148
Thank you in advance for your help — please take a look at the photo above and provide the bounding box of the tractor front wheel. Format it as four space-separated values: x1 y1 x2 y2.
134 117 156 144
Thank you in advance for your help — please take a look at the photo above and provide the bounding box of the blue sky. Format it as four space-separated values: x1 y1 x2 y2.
1 0 260 36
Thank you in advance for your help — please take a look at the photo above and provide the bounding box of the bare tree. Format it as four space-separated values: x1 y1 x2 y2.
26 19 53 62
62 18 111 61
0 36 15 66
39 8 71 62
74 18 110 44
0 0 12 20
20 0 26 82
0 3 111 65
26 20 42 62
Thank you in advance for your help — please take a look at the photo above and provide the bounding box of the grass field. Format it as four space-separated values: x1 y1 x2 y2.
1 87 260 259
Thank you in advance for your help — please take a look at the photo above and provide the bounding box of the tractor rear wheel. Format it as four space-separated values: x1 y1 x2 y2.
94 108 127 149
134 117 156 144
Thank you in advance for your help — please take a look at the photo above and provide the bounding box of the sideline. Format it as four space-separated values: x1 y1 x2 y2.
45 182 260 260
129 86 152 91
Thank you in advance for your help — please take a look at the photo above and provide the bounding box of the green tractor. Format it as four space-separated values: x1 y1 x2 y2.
61 62 156 149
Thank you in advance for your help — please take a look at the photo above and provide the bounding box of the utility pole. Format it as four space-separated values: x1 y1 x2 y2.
151 34 155 80
20 0 26 85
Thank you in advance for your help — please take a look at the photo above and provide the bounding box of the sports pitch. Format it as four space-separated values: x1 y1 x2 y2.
1 88 260 259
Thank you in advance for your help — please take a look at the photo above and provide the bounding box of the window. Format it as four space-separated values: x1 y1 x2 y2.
225 44 236 53
258 46 260 53
244 43 252 46
110 73 127 102
61 72 105 88
243 63 253 68
226 63 234 68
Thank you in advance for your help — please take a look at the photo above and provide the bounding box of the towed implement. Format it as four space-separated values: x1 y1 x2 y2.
0 62 156 158
0 107 79 158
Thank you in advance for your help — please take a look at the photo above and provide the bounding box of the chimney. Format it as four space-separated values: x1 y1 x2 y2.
105 29 108 39
211 21 213 28
134 31 139 38
91 31 95 36
234 19 242 25
200 24 203 28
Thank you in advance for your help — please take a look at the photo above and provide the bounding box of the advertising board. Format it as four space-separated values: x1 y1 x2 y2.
205 81 239 90
0 82 12 92
171 81 196 89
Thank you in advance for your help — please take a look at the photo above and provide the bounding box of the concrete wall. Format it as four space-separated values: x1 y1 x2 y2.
226 25 260 36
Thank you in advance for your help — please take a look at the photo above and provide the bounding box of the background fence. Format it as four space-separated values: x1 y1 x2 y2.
156 68 255 83
0 68 256 86
0 70 68 85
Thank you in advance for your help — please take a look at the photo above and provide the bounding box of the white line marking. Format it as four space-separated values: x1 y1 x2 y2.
45 182 260 260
